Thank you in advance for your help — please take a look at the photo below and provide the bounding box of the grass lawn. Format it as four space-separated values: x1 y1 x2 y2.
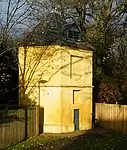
5 127 127 150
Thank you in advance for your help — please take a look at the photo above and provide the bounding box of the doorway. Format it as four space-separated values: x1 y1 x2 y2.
74 109 79 130
39 107 44 134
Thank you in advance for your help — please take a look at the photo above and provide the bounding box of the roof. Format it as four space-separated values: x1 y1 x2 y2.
21 12 93 51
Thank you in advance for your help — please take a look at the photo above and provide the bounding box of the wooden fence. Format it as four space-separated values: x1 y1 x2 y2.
0 106 39 149
95 103 127 134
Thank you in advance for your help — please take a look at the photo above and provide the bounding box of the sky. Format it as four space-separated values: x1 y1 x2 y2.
0 0 37 36
0 0 126 37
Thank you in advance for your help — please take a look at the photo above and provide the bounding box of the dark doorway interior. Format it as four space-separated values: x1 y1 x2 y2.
39 107 44 134
74 109 79 130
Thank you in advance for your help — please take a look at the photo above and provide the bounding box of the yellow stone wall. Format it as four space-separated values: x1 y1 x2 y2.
60 47 92 87
61 87 92 132
40 87 62 133
18 45 93 133
18 45 62 105
59 47 92 132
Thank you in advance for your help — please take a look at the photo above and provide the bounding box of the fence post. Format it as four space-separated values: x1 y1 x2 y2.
36 105 39 135
24 107 28 140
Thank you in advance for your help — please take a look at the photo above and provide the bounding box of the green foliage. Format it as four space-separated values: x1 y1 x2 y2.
95 67 109 83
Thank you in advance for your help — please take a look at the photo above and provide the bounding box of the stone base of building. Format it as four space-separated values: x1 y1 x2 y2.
61 124 74 133
80 123 92 130
43 123 92 133
43 124 74 133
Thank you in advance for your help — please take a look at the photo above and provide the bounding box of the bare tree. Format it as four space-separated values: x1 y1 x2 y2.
0 0 41 49
0 0 40 104
19 45 62 106
0 0 126 105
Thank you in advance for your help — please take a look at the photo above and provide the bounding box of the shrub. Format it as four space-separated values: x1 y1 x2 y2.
98 83 122 104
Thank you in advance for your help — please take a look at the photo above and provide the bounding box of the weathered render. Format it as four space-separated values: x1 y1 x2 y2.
18 45 93 133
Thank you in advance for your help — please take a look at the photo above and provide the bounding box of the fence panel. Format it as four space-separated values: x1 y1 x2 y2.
0 107 38 149
27 107 37 138
96 103 127 134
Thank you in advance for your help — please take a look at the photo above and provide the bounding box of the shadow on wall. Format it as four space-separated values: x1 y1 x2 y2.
18 44 92 131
